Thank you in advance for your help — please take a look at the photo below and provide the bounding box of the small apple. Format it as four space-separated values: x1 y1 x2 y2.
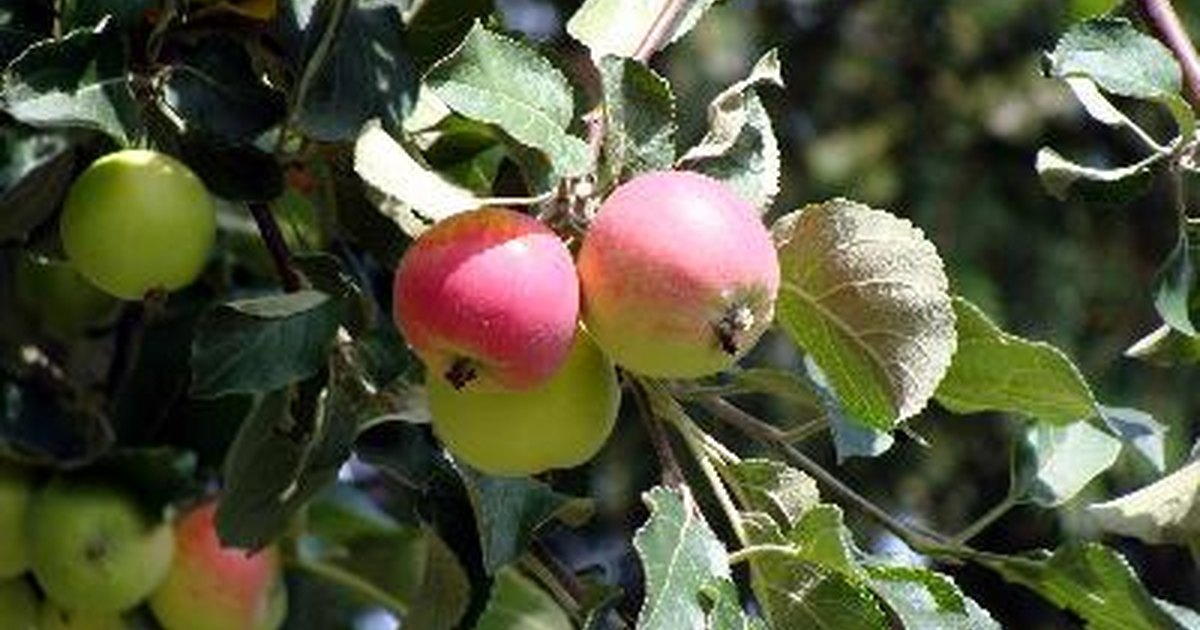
40 602 127 630
150 501 287 630
60 149 216 300
577 171 779 377
393 208 579 391
28 478 174 614
429 329 620 476
0 460 33 578
0 577 38 630
13 254 120 341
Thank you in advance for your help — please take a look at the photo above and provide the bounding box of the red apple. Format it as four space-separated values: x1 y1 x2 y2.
149 501 286 630
393 208 579 391
577 171 779 377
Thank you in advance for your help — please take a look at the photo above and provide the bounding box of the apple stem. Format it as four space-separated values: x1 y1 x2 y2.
249 202 302 293
444 357 479 390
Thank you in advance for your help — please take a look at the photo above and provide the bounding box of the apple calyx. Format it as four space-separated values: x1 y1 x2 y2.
445 357 479 390
712 285 775 356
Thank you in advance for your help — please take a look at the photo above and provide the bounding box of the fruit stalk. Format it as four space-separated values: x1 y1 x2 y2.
248 202 301 293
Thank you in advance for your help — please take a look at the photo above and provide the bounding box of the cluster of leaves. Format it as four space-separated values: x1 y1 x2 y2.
1 0 1197 627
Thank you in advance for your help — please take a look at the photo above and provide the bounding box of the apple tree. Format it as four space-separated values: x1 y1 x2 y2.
0 0 1198 628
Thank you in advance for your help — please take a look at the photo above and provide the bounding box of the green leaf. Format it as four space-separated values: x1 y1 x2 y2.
1096 405 1166 473
633 486 730 630
1013 421 1122 507
217 353 371 549
191 290 341 398
459 467 593 573
680 50 783 212
567 0 719 59
1125 324 1200 366
725 458 819 528
0 126 75 242
1034 147 1153 204
729 368 822 412
935 297 1096 425
1153 221 1200 336
790 505 860 576
598 56 676 183
772 199 956 430
405 0 493 69
353 120 485 238
404 527 473 630
90 447 199 512
865 565 1000 630
172 132 284 202
61 0 153 30
425 22 591 178
742 512 888 630
475 566 573 630
703 577 768 630
162 35 286 142
1088 457 1200 545
295 1 417 142
0 20 140 144
0 3 52 66
805 359 895 461
1046 18 1181 102
983 543 1187 630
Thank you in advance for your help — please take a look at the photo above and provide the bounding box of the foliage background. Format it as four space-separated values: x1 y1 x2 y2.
502 0 1200 626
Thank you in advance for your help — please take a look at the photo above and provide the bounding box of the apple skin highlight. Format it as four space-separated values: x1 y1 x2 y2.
577 171 780 378
393 208 580 391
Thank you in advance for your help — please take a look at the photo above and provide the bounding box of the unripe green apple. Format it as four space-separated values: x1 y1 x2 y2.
577 171 779 377
40 602 127 630
0 460 34 578
28 478 174 614
13 254 120 341
429 329 620 476
393 208 579 391
0 578 38 630
150 501 287 630
61 149 216 300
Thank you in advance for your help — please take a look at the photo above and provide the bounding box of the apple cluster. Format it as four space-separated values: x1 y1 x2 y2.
392 170 780 476
0 463 286 630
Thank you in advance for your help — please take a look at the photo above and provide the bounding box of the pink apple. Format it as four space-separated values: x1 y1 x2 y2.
149 501 286 630
393 208 580 391
577 171 780 377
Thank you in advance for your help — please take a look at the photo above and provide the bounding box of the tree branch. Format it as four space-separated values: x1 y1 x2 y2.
697 395 953 553
1138 0 1200 108
633 0 691 62
630 376 687 488
249 202 302 292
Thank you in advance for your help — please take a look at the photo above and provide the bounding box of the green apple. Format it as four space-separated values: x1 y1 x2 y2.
0 577 38 630
40 602 127 630
0 460 34 578
28 478 174 614
150 501 287 630
429 329 621 476
61 149 216 300
13 254 120 341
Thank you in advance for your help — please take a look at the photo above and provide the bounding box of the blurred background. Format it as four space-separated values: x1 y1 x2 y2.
484 0 1200 627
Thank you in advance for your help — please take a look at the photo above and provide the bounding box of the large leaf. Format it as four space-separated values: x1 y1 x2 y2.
191 290 341 398
772 199 956 430
1046 18 1183 103
935 297 1096 425
1088 457 1200 545
741 512 888 630
425 22 590 179
1046 17 1193 137
404 0 493 68
0 19 140 144
598 56 676 183
865 565 1000 630
217 351 373 549
353 120 486 238
475 566 573 630
1013 421 1122 507
567 0 719 59
680 49 783 212
162 35 286 142
984 543 1186 630
633 486 730 630
0 126 75 242
294 0 418 142
459 467 592 573
1034 147 1153 204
